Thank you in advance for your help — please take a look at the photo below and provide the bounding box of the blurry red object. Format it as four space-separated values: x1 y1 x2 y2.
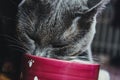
21 54 100 80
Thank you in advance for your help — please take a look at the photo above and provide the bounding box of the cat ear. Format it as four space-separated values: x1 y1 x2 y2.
18 0 26 7
85 0 110 15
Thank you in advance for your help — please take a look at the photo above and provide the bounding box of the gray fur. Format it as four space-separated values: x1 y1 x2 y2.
17 0 109 60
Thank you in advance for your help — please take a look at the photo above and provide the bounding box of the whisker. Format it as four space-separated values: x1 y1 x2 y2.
0 34 29 52
8 45 28 52
0 16 16 21
0 35 22 44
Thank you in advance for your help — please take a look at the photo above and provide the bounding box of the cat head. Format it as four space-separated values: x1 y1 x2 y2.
17 0 109 59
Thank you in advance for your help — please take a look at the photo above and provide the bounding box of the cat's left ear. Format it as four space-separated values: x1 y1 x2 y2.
18 0 26 7
85 0 110 15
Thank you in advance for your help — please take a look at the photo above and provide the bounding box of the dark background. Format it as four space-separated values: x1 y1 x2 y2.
0 0 22 80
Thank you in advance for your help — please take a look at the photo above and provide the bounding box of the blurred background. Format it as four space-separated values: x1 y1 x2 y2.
0 0 120 80
92 0 120 80
0 0 22 80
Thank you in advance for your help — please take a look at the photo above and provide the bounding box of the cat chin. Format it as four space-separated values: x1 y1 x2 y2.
98 69 110 80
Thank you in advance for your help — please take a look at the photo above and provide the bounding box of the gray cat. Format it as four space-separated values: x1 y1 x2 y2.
17 0 109 61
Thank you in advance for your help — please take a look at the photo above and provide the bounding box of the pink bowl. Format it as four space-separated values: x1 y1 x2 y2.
21 54 100 80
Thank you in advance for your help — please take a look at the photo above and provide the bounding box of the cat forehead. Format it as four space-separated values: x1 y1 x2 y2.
19 0 88 3
19 0 106 8
19 0 90 14
19 0 88 7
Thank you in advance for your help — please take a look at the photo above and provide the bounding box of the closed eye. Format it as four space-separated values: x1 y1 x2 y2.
74 13 82 17
52 44 68 48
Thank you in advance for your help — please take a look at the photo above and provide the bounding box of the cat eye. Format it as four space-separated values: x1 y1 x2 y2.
74 13 82 18
52 44 67 48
